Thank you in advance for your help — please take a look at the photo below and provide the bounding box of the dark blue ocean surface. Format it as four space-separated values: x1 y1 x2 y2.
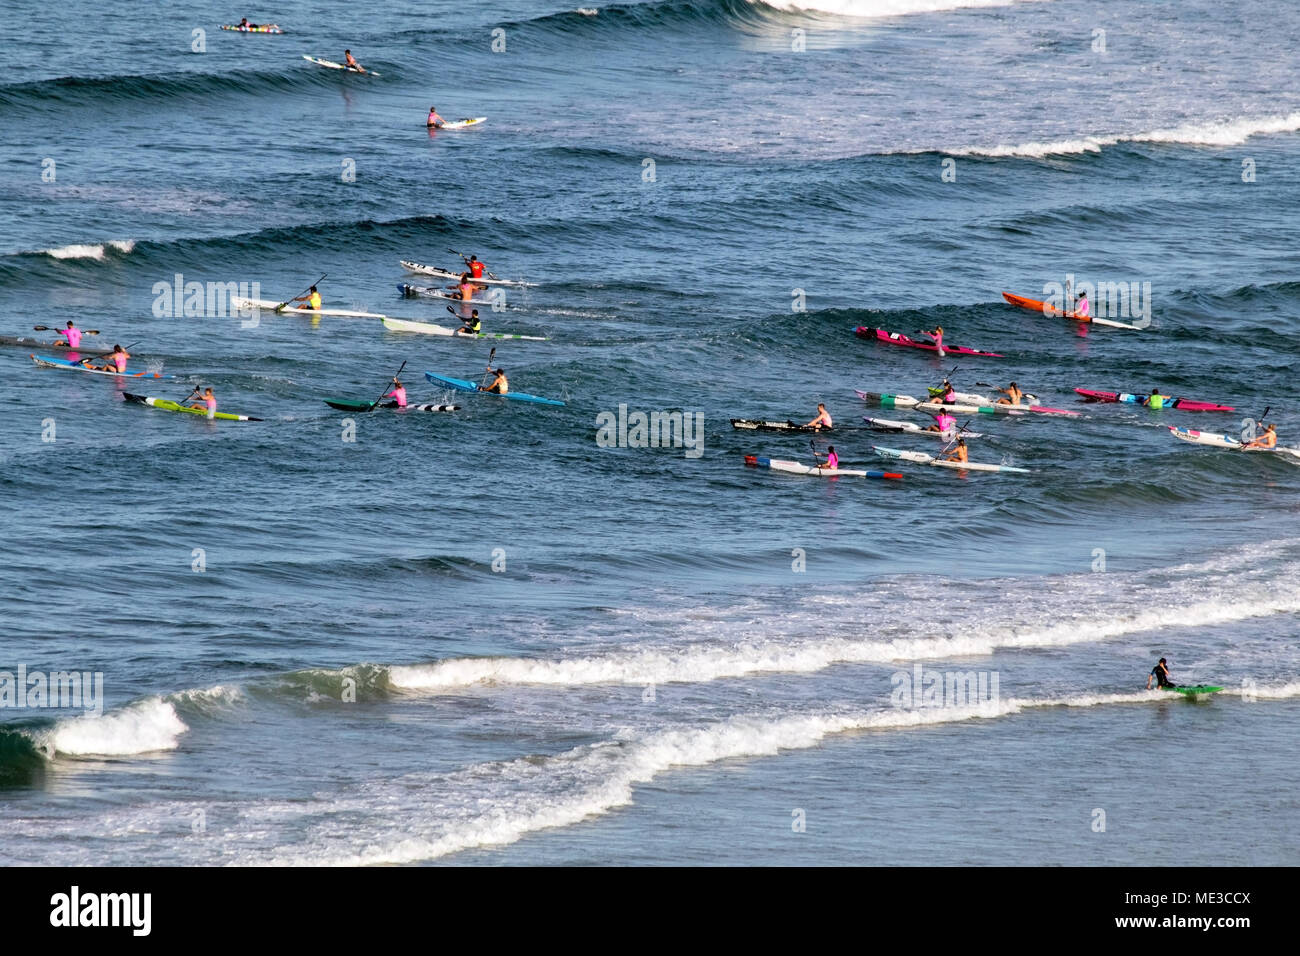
0 0 1296 865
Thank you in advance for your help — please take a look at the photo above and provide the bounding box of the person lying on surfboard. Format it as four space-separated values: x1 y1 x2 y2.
945 437 969 463
993 382 1025 406
81 344 130 373
1146 657 1176 690
344 50 367 73
927 410 957 434
805 403 832 430
426 106 445 128
456 309 482 336
481 368 508 394
289 286 322 311
1245 423 1278 449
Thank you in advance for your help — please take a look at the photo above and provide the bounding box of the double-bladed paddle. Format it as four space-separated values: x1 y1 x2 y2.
478 347 497 391
370 360 406 411
276 274 327 313
35 325 100 335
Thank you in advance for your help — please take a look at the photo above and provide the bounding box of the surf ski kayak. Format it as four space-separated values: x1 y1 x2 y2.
864 417 983 439
123 393 262 421
3 335 109 353
398 284 493 304
221 24 282 33
1075 389 1234 412
928 385 1040 406
1001 292 1143 330
400 261 536 287
730 419 829 433
1168 426 1300 460
380 317 547 341
855 390 1074 417
303 55 379 76
1160 685 1224 697
855 327 1003 358
231 296 387 320
873 446 1030 473
31 354 175 379
427 117 486 130
744 455 901 479
424 372 565 406
323 398 459 413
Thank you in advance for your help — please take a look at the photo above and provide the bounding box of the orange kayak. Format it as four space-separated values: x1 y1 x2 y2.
1001 291 1085 321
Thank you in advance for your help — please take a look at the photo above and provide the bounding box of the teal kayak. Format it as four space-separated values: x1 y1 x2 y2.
32 353 175 380
424 372 565 406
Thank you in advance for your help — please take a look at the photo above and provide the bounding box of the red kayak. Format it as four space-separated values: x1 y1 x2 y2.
1074 389 1235 412
854 327 1003 358
1002 291 1142 330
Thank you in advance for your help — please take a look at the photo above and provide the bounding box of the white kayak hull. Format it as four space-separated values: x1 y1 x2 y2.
864 417 983 439
231 296 385 319
874 446 1029 473
400 261 535 287
1169 426 1300 459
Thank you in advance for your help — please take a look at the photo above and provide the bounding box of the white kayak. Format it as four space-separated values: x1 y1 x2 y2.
744 455 902 480
864 417 983 439
303 55 379 76
400 260 536 287
1169 426 1300 460
873 446 1030 473
935 390 1040 407
231 296 386 319
427 117 486 130
381 316 548 341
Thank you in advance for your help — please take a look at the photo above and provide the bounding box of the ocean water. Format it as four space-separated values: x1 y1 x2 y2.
0 0 1297 866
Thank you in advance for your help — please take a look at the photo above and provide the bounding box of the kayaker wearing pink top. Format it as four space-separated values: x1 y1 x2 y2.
384 378 408 408
819 446 839 471
188 387 217 419
805 403 833 430
933 377 957 404
927 410 957 434
426 106 445 128
82 344 129 373
1074 291 1090 318
55 321 83 350
923 326 944 351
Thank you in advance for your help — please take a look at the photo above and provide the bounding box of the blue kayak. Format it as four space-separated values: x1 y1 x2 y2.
31 353 176 380
424 372 565 406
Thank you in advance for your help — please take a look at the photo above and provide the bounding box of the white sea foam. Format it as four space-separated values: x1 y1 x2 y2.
388 590 1300 692
951 111 1300 158
40 239 136 260
34 697 187 757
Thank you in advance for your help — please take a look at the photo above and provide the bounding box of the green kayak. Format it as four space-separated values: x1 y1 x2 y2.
1161 685 1224 697
123 392 262 421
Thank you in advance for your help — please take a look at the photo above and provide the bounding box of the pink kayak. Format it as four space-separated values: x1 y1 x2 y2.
854 327 1003 358
1074 389 1234 412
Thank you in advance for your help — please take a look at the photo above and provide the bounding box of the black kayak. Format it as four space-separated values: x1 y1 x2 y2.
730 418 829 433
324 397 459 412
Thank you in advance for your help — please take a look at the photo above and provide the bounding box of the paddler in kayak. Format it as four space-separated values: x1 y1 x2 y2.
922 326 944 353
993 382 1025 406
187 387 218 419
1142 388 1169 410
288 286 322 311
480 366 508 395
81 344 130 373
805 403 833 430
384 378 408 408
1145 657 1177 690
944 437 969 464
815 445 840 471
1245 423 1278 449
54 321 83 350
464 255 487 281
455 309 483 336
932 377 957 404
426 106 445 128
926 409 958 435
343 50 367 74
451 273 479 301
1074 290 1090 319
